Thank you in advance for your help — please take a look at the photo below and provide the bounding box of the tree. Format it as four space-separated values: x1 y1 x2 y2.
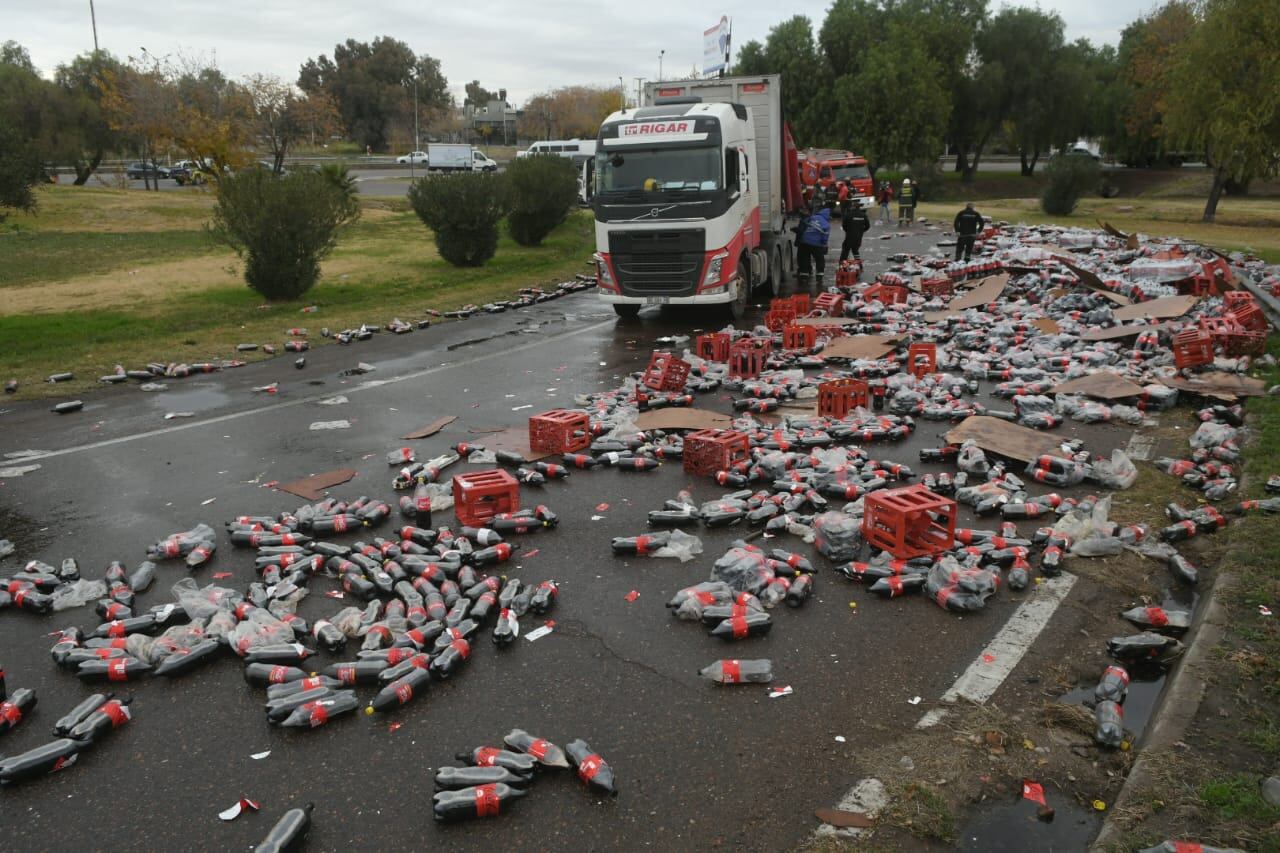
464 80 496 105
0 122 42 221
515 86 622 140
245 74 339 173
298 37 450 151
54 51 126 185
0 41 34 73
1108 1 1196 167
1163 0 1280 221
408 172 508 267
210 168 360 300
832 24 950 168
733 40 768 75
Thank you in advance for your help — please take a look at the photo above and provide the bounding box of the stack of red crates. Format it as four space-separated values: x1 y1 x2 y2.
862 484 957 559
684 429 750 475
729 339 770 379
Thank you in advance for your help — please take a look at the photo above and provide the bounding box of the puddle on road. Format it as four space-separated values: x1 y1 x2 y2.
148 386 231 412
958 794 1101 852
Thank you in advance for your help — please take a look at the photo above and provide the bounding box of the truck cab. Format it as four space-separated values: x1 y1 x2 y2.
589 75 799 320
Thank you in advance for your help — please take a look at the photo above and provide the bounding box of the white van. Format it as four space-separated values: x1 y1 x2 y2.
517 139 597 165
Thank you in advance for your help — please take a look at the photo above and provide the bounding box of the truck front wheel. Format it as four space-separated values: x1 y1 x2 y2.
613 304 641 319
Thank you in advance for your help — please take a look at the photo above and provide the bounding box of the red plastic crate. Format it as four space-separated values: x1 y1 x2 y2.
453 468 520 526
862 283 908 306
818 378 869 419
683 429 751 475
1225 329 1266 356
812 292 846 317
782 325 817 350
907 342 937 378
642 351 691 391
835 260 863 287
921 277 953 298
729 339 770 379
1230 301 1268 333
696 333 731 362
764 308 795 332
786 294 812 315
1223 291 1254 310
528 409 590 454
1172 328 1214 369
862 484 957 559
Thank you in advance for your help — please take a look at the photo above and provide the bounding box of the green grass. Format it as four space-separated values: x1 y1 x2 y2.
1200 776 1280 823
0 185 594 393
0 228 219 289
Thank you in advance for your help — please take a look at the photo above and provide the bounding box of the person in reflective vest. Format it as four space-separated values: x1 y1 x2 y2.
897 178 916 226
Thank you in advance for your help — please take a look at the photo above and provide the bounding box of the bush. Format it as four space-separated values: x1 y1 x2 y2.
408 172 508 267
0 124 42 223
210 168 360 300
506 155 579 246
907 159 945 203
1041 155 1100 216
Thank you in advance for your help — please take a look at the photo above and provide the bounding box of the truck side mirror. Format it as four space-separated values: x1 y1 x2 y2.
740 150 750 194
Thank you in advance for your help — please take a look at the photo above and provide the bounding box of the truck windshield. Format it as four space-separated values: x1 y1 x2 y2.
596 146 722 194
831 164 871 182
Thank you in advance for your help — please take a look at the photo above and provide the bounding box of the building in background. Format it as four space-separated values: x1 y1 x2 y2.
463 90 521 145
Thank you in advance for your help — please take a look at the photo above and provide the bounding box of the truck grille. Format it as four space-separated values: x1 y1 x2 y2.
609 229 705 297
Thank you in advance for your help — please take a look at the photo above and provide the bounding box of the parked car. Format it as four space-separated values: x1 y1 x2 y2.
397 151 429 165
126 161 170 179
171 160 210 186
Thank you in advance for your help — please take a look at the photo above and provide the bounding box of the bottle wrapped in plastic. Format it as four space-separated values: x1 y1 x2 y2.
699 659 773 684
0 687 36 734
1107 632 1185 665
255 803 313 853
503 729 570 768
456 746 538 774
566 739 618 796
812 512 861 562
1094 700 1124 748
1120 606 1190 634
1137 842 1245 853
66 697 131 744
1093 665 1130 704
0 738 82 785
434 765 529 790
433 783 526 821
279 691 360 728
709 610 772 640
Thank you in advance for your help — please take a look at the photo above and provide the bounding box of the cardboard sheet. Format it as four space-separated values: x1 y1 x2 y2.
1080 321 1173 342
1031 318 1060 335
1050 372 1146 399
482 426 555 461
634 408 733 431
1099 220 1139 250
945 416 1068 464
403 415 456 440
1055 257 1132 306
922 273 1011 320
276 468 358 501
814 808 874 829
1111 295 1198 323
821 335 901 361
1161 374 1268 399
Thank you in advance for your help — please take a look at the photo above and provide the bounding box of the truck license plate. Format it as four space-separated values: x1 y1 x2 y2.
645 297 670 305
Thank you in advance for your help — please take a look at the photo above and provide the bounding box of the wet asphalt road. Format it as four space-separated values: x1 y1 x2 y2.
0 221 1134 851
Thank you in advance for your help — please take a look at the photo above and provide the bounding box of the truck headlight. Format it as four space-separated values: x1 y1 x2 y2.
702 250 729 288
593 252 616 289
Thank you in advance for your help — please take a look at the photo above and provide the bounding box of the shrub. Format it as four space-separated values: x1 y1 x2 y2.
506 155 579 246
907 159 945 203
0 124 42 223
210 168 360 300
408 172 508 267
1041 155 1100 216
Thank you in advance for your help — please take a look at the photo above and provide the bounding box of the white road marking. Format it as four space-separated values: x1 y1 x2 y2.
916 573 1078 728
814 778 887 839
7 319 614 463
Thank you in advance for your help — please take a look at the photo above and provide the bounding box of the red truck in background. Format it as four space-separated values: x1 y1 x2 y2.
800 149 875 208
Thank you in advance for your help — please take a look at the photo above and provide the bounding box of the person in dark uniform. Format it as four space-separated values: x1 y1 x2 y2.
839 197 870 262
952 202 984 261
794 200 832 293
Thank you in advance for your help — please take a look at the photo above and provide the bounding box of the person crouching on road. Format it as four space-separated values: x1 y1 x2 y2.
898 178 916 226
876 180 894 225
795 200 832 293
839 197 870 262
953 202 984 261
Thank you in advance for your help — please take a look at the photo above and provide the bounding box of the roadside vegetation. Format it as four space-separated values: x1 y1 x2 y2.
0 185 592 396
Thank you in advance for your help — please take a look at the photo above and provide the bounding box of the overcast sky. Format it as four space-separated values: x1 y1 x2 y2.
8 0 1152 104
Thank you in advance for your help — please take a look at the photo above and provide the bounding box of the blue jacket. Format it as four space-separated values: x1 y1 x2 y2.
799 208 831 248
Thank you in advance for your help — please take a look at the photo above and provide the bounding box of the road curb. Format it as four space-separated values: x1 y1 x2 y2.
1089 537 1233 850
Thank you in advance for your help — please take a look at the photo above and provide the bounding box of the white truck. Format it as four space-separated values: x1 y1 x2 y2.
427 144 499 173
586 74 802 319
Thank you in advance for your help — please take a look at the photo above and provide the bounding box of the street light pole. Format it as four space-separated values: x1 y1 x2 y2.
634 77 644 109
618 76 625 109
658 49 665 81
89 0 99 53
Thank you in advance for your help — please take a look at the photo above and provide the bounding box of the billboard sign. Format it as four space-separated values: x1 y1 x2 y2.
703 16 731 75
